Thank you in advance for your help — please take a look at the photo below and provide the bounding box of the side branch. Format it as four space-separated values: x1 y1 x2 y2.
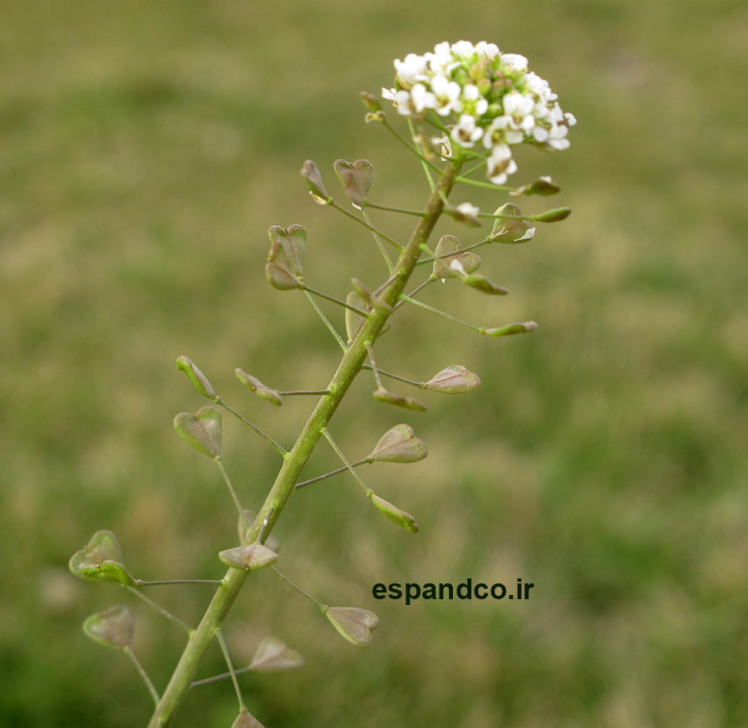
147 160 461 728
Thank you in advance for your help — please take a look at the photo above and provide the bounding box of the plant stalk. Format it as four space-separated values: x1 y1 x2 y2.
146 159 461 727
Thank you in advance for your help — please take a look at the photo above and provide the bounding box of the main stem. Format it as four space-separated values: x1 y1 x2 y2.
147 160 461 727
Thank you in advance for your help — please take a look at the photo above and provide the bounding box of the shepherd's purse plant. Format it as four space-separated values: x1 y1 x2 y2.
69 40 576 727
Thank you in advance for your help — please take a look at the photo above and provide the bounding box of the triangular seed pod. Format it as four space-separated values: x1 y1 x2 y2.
176 356 218 401
219 543 278 571
368 492 420 533
370 424 428 463
234 369 283 407
268 225 306 277
232 710 266 728
69 530 136 587
323 606 379 647
333 159 374 208
265 261 302 290
83 605 135 651
432 235 481 280
423 365 481 394
482 321 538 337
490 203 535 243
249 636 304 672
173 406 222 459
300 161 331 205
461 273 509 295
373 388 427 412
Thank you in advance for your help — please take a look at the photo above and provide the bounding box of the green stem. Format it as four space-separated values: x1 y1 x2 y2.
135 579 223 586
361 207 394 273
127 587 193 634
216 458 253 533
125 646 161 706
304 290 348 352
295 457 373 490
303 285 370 316
321 428 371 495
217 399 287 457
216 629 246 712
399 294 482 332
329 201 404 251
146 159 461 728
365 202 426 217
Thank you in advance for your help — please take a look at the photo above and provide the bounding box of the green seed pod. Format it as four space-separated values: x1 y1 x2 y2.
176 355 218 401
323 606 379 647
300 160 331 205
370 424 428 463
268 225 306 277
461 273 508 295
232 710 266 728
173 406 222 459
432 235 481 280
373 388 427 412
491 203 535 243
69 530 136 586
218 543 278 571
534 206 571 222
368 492 420 533
265 261 302 290
235 369 283 407
249 636 304 672
83 604 135 651
333 159 374 208
423 365 481 394
481 321 538 337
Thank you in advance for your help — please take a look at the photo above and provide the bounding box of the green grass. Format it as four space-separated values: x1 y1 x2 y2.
1 0 746 726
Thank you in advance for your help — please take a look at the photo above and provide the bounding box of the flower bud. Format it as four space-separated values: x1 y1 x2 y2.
249 636 304 672
373 388 427 412
323 606 379 646
300 160 331 205
345 291 370 343
176 355 218 401
461 273 508 295
510 175 561 197
219 543 278 571
368 492 420 533
69 530 136 586
534 207 571 222
234 369 283 406
481 321 538 337
173 406 222 459
333 159 374 208
424 365 481 393
370 424 428 463
360 91 382 113
83 605 135 651
491 203 535 243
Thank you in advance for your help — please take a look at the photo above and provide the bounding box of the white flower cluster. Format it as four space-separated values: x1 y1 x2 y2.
382 41 576 184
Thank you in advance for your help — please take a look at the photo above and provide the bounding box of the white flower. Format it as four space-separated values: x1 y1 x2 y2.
501 53 528 71
431 75 461 116
382 87 415 116
431 134 453 159
460 84 489 116
475 41 500 58
451 114 483 148
451 40 475 58
410 83 436 113
455 202 479 222
487 144 518 184
394 53 428 87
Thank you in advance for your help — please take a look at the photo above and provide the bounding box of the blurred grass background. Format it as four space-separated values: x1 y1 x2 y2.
1 0 746 726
